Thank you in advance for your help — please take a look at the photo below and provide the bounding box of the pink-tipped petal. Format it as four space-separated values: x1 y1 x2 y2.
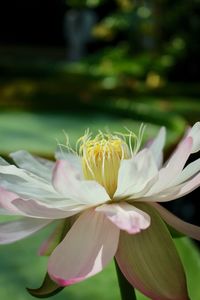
95 203 150 234
12 198 84 219
48 209 119 286
52 160 109 205
151 203 200 241
0 218 52 244
147 137 193 195
115 203 189 300
187 122 200 153
0 187 20 214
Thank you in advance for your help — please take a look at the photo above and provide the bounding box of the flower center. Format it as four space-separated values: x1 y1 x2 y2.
80 134 130 198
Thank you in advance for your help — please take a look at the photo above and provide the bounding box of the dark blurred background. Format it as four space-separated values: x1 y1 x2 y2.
0 0 200 230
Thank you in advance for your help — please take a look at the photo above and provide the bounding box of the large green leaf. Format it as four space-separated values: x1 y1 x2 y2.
136 238 200 300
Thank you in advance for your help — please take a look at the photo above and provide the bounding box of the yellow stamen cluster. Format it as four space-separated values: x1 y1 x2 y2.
58 126 145 199
80 134 130 198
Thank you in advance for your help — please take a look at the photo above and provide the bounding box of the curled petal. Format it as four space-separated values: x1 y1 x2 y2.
0 217 52 244
48 209 119 286
52 160 109 205
115 203 189 300
151 203 200 241
95 202 150 234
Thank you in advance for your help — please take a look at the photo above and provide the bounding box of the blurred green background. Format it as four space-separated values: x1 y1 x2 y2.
0 0 200 299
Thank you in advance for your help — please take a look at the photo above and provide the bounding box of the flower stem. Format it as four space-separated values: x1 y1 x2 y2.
114 259 137 300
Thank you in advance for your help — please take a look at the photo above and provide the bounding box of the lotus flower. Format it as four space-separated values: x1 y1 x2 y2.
0 123 200 300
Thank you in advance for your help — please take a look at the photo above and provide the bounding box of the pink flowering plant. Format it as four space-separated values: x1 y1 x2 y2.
0 123 200 300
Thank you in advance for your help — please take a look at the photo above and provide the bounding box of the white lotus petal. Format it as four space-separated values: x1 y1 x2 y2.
0 218 52 244
53 160 109 205
0 187 20 214
187 122 200 153
10 150 54 181
142 172 200 203
96 202 150 234
168 172 200 201
148 127 166 168
146 137 193 195
0 157 9 166
0 164 59 203
48 209 119 286
55 150 82 176
173 158 200 185
115 149 158 199
12 198 86 219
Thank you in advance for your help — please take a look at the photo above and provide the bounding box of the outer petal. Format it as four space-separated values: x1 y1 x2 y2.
48 209 119 286
115 149 158 199
0 217 52 244
10 150 54 181
148 127 166 168
164 172 200 202
115 203 189 300
11 198 85 219
0 164 59 202
151 203 200 241
140 171 200 203
146 137 193 195
39 219 72 256
0 187 20 214
173 158 200 185
0 157 9 165
52 160 109 205
187 122 200 153
95 202 150 234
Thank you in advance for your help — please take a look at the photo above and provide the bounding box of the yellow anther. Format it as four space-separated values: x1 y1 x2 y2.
80 133 130 198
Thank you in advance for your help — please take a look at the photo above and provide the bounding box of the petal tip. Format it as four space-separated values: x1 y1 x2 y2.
49 273 83 287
